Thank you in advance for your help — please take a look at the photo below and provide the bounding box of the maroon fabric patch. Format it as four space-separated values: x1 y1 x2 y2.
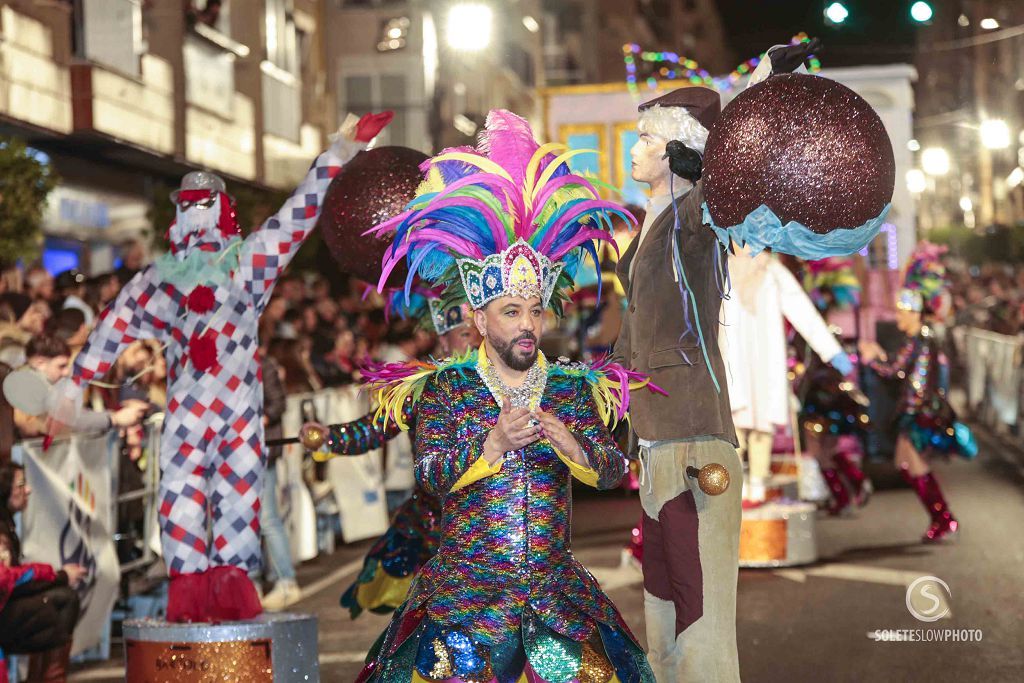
642 489 703 637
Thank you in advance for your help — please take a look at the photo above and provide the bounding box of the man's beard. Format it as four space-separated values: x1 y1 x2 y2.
490 331 538 371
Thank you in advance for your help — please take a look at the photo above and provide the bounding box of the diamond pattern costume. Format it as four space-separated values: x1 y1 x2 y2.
58 114 389 621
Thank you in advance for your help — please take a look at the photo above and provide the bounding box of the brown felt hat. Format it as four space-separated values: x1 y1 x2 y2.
639 86 721 131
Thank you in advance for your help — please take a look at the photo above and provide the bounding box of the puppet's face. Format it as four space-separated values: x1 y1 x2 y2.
169 191 238 256
630 132 672 188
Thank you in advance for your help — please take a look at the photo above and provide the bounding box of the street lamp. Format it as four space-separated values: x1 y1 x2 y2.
446 3 493 52
824 2 849 25
980 119 1010 150
921 147 950 176
910 2 933 23
906 169 927 193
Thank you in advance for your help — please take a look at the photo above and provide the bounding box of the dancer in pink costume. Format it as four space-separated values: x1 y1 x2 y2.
52 112 392 622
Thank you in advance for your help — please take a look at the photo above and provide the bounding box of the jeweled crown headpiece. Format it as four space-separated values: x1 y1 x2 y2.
370 110 633 312
898 242 948 314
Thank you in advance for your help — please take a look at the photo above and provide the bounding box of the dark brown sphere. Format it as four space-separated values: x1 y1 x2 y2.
703 73 894 235
317 146 427 285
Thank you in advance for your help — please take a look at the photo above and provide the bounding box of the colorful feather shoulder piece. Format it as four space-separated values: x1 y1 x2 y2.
804 256 861 312
360 349 479 430
549 356 667 428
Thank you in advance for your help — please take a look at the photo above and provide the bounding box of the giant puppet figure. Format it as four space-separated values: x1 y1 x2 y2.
52 112 392 622
615 39 893 681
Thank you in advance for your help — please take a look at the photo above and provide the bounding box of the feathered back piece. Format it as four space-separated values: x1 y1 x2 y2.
804 257 861 312
898 241 948 314
369 282 471 336
368 110 634 313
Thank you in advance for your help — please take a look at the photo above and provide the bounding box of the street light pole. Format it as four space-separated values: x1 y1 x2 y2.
974 0 995 227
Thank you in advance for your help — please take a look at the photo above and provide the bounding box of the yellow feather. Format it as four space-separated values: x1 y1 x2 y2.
532 149 600 204
433 152 513 182
524 142 568 198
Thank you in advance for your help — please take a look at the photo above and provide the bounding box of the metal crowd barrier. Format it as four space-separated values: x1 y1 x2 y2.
961 326 1024 434
6 385 398 667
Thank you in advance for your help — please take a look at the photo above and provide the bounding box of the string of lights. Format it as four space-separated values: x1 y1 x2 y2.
622 33 821 95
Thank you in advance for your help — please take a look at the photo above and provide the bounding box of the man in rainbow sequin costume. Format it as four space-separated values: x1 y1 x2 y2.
354 111 659 682
860 243 975 542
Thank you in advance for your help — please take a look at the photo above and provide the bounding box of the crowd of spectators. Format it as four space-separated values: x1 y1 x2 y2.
947 261 1024 337
0 241 446 448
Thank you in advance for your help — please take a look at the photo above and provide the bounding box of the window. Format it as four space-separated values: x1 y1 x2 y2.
341 73 409 147
266 0 298 75
76 0 143 77
262 0 302 140
187 0 232 36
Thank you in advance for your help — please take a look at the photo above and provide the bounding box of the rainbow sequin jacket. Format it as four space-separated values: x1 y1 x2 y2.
359 347 659 645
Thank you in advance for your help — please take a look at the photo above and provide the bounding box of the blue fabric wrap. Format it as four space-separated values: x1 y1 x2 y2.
702 202 891 260
153 238 242 290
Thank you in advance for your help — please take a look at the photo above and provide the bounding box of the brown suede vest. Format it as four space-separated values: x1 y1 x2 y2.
614 182 737 445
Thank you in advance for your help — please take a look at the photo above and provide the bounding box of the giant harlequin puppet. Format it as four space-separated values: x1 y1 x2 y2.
51 112 393 622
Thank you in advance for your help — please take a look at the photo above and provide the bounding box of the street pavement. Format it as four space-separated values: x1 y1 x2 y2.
71 425 1024 682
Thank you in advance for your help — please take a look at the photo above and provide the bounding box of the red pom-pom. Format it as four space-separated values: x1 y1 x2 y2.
188 331 218 371
187 285 216 313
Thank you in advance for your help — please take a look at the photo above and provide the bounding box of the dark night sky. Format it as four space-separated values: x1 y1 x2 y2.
715 0 918 67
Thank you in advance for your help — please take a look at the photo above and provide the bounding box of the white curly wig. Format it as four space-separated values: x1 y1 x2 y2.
638 104 710 154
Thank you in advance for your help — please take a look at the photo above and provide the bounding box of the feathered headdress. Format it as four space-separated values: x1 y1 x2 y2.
804 257 861 312
369 110 633 313
898 242 948 314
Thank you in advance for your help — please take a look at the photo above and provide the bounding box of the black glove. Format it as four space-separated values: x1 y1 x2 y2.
664 140 702 184
768 38 822 75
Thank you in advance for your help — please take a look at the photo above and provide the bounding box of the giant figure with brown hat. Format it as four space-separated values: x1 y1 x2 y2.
615 42 820 682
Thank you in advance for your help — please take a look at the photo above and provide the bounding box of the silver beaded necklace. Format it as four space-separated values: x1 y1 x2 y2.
477 350 547 409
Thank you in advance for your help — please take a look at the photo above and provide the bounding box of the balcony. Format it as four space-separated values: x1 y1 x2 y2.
183 31 256 181
70 55 174 155
0 7 72 135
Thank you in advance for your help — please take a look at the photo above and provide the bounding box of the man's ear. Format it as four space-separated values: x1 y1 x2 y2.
473 308 487 338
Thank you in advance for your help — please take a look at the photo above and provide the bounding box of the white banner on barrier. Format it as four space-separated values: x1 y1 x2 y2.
324 387 389 542
279 396 320 564
17 434 121 656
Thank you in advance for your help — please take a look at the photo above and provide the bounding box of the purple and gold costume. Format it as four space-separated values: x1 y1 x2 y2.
319 398 443 618
869 326 975 459
356 348 656 683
